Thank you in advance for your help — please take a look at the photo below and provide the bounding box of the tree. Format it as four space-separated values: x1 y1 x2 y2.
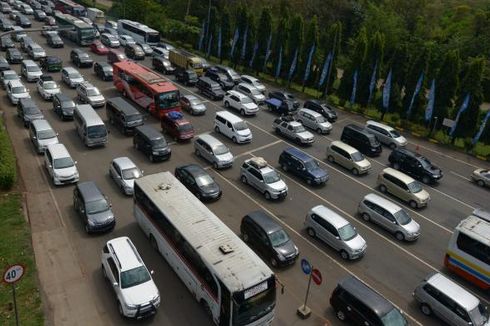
433 50 461 129
219 7 231 62
254 7 273 72
385 44 410 115
319 22 342 96
272 14 289 78
301 15 318 88
287 14 304 81
231 5 249 67
204 6 218 57
452 57 485 139
357 31 384 107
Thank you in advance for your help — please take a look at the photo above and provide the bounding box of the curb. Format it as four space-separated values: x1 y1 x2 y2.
429 139 439 144
476 155 488 161
411 132 422 137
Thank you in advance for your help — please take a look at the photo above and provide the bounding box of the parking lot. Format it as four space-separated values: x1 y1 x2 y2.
3 18 490 326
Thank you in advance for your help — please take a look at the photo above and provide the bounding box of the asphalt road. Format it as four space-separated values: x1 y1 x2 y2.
2 18 490 326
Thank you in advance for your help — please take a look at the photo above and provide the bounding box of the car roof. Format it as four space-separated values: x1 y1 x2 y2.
106 236 144 272
19 97 36 107
180 164 207 178
47 143 70 159
8 79 24 87
245 210 282 235
393 147 425 160
363 193 403 214
215 110 244 123
135 125 164 140
310 205 349 229
22 59 37 66
63 67 78 73
283 147 313 162
227 90 246 98
299 108 322 117
237 82 255 90
183 94 198 100
112 157 136 170
54 93 73 102
381 167 415 184
426 273 480 310
366 120 395 131
197 133 223 147
330 140 360 155
76 181 104 203
31 119 53 131
289 121 302 127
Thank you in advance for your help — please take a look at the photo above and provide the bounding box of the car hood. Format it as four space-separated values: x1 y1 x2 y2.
236 129 251 137
253 93 266 101
357 159 371 170
309 167 328 179
12 92 30 98
87 209 114 224
345 234 366 251
26 113 44 120
215 152 233 163
88 94 105 102
297 131 314 140
121 280 159 306
200 183 221 195
414 189 430 202
38 136 59 147
254 84 266 92
243 102 258 110
54 166 77 178
402 219 420 234
319 121 332 130
79 57 92 62
275 239 297 258
192 103 206 112
71 77 84 84
394 135 407 145
45 88 60 94
268 179 287 192
122 178 135 190
426 165 442 177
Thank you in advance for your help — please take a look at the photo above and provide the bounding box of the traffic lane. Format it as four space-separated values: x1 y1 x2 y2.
214 153 441 325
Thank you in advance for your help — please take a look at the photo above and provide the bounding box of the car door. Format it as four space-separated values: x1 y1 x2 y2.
202 142 213 163
111 162 123 188
105 257 120 296
224 121 233 138
337 148 351 168
248 168 262 190
423 284 459 325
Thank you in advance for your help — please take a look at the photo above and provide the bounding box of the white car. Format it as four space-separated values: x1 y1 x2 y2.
101 237 160 318
7 79 30 105
1 69 20 89
109 157 143 195
61 67 84 88
240 75 266 93
76 81 106 107
44 143 79 185
223 90 259 116
36 75 60 100
234 82 266 105
118 35 135 47
100 33 120 48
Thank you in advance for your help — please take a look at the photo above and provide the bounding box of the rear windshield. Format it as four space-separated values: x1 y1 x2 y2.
87 125 107 138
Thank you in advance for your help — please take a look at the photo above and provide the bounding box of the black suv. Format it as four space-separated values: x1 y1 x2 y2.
196 76 225 100
133 125 171 162
388 148 443 184
269 91 300 109
17 98 44 127
46 33 64 48
341 124 382 157
15 14 31 28
205 68 234 90
93 62 113 81
40 55 62 72
6 48 23 64
303 99 337 122
152 56 175 75
70 49 93 68
175 68 198 86
53 93 76 120
174 164 222 201
278 147 328 186
241 210 299 267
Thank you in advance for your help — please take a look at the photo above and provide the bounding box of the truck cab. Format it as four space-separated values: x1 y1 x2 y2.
161 111 194 141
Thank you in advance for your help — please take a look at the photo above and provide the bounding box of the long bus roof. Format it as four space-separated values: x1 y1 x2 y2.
54 12 92 28
135 172 274 292
57 0 85 8
117 19 158 34
457 215 490 246
114 61 177 94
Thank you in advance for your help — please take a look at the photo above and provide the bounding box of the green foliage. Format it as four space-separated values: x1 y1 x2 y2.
255 7 273 71
219 8 231 62
0 119 16 190
358 31 384 107
403 44 431 121
287 14 304 79
433 50 461 129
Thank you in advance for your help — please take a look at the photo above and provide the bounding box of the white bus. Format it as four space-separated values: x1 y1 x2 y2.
117 19 160 46
134 172 276 325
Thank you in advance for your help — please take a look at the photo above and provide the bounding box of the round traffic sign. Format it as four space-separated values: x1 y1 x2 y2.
301 258 311 275
311 268 322 285
3 264 25 284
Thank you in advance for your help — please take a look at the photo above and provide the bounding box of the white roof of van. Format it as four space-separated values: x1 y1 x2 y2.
427 273 479 310
310 205 349 229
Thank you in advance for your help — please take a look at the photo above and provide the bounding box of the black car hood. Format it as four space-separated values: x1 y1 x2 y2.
274 239 297 258
200 183 220 196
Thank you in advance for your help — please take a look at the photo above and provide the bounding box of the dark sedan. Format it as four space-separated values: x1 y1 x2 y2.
93 62 113 81
6 48 23 64
174 164 222 201
269 90 300 109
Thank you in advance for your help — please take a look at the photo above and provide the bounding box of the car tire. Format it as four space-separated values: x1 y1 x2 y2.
118 301 125 317
232 136 237 143
409 200 418 209
477 180 485 187
422 176 430 184
379 184 387 193
84 223 90 234
306 178 312 185
214 126 220 134
420 303 432 316
389 143 397 149
281 164 288 172
307 227 316 238
316 128 322 134
264 191 271 200
134 141 139 150
213 162 218 169
352 168 359 175
240 175 248 184
240 109 245 116
295 138 301 144
102 265 107 279
243 232 249 242
270 258 278 268
393 163 400 170
327 155 335 163
336 310 346 321
149 154 154 162
395 232 405 241
195 149 201 157
340 250 349 260
361 213 370 222
224 101 229 108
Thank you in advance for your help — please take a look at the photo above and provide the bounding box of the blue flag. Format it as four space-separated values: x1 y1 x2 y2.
240 26 248 61
275 46 283 79
206 34 213 57
350 69 359 104
407 72 424 116
472 111 490 144
198 20 205 51
318 51 332 87
288 48 298 81
262 33 272 71
230 28 239 58
249 42 259 67
303 44 316 82
368 61 378 104
450 93 471 136
217 27 222 59
425 79 436 122
382 69 392 111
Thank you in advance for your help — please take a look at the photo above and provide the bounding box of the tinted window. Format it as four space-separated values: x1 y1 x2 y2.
457 233 490 265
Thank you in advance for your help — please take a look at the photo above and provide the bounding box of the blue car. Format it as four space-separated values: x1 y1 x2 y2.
279 147 328 185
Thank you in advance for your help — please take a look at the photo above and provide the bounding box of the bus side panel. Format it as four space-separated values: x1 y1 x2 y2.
444 253 490 289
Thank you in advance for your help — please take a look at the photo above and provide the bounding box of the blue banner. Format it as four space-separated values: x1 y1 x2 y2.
472 110 490 144
318 51 332 87
382 69 392 111
350 69 359 104
275 46 283 79
229 28 239 58
303 44 315 82
263 33 272 71
450 93 471 136
217 27 222 59
368 61 378 104
198 20 205 51
249 41 259 67
425 79 436 122
206 34 213 57
407 72 424 116
240 26 248 61
288 48 298 81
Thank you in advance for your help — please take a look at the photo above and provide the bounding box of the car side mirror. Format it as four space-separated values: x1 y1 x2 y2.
112 282 118 287
48 164 52 168
150 270 154 275
335 236 340 240
259 180 264 183
74 161 78 165
32 136 37 140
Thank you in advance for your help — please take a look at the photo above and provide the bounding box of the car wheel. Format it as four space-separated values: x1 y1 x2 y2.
118 301 125 317
477 180 485 187
327 155 335 163
409 200 418 209
361 213 370 222
379 184 387 193
195 149 201 157
389 143 397 149
307 227 316 238
306 178 312 185
422 176 430 184
243 232 249 242
336 310 346 321
134 142 139 150
340 250 349 260
395 232 405 241
240 109 245 116
264 191 272 200
393 163 400 170
270 258 278 268
232 136 237 143
213 162 218 169
420 303 432 316
295 138 301 144
240 175 248 184
224 101 229 108
275 128 281 134
102 265 107 279
352 168 359 175
281 164 288 172
84 223 90 234
316 128 322 134
149 154 154 162
214 126 220 134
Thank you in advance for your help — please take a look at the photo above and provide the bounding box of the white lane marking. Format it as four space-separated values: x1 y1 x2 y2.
212 170 424 326
450 171 472 182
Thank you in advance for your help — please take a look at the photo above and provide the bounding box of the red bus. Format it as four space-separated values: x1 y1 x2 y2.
113 61 181 119
55 0 87 17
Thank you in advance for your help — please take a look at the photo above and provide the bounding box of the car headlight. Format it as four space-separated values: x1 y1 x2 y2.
125 302 137 310
87 219 96 226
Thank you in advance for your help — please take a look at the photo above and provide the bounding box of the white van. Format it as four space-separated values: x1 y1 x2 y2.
29 119 59 154
213 111 252 144
44 143 79 186
73 104 108 147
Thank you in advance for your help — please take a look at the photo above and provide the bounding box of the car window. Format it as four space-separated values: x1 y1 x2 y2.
107 257 119 281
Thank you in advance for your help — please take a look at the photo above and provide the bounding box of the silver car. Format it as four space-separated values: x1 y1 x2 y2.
365 120 407 148
61 67 84 88
296 108 332 134
194 134 234 169
181 94 207 115
358 193 420 241
240 157 288 200
472 168 490 188
109 157 143 195
76 82 106 107
235 82 266 105
1 70 20 89
29 119 59 154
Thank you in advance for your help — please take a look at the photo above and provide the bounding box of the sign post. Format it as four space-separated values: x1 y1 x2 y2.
3 264 25 326
297 259 323 319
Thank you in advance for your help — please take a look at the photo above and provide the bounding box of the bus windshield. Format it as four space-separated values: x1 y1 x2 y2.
80 28 96 40
147 33 160 44
233 280 276 325
156 91 179 109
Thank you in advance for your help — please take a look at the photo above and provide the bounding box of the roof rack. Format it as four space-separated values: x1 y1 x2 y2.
248 157 268 169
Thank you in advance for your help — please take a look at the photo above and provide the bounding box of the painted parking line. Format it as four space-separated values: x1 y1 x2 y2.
450 170 472 182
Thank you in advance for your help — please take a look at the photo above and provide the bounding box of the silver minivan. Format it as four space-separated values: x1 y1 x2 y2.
21 59 42 82
214 111 252 144
358 193 420 241
194 134 234 169
29 119 59 154
327 140 371 175
305 205 367 260
413 272 490 326
296 108 332 134
73 104 108 147
365 120 407 148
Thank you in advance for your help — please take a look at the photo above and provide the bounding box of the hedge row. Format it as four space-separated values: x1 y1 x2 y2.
0 118 16 190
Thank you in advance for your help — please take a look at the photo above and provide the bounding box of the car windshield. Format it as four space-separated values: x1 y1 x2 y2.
85 198 109 214
418 157 432 168
390 129 401 138
43 82 57 90
234 121 248 131
120 266 151 289
292 125 306 133
407 181 423 193
4 73 17 80
189 98 202 105
469 304 489 325
151 138 166 147
122 167 142 180
69 72 82 79
86 88 101 96
263 170 280 184
338 224 357 241
27 66 40 72
351 151 364 162
482 170 490 178
380 308 407 326
177 124 193 132
393 209 412 226
304 159 319 170
53 157 74 169
87 125 107 138
242 97 254 104
195 174 214 187
33 48 43 53
156 90 179 109
213 144 229 155
12 86 26 93
102 66 113 72
37 129 56 140
61 100 75 108
269 229 290 247
25 106 39 114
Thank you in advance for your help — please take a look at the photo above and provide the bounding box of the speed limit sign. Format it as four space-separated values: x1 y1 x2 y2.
3 264 25 284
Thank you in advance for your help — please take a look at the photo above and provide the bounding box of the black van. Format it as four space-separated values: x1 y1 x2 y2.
388 147 443 184
133 125 171 162
241 210 299 267
278 147 328 186
330 276 408 325
175 68 198 86
341 124 382 157
52 93 76 120
106 97 144 135
196 76 225 100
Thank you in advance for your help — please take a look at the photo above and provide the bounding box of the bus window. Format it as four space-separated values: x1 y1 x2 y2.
156 91 179 109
